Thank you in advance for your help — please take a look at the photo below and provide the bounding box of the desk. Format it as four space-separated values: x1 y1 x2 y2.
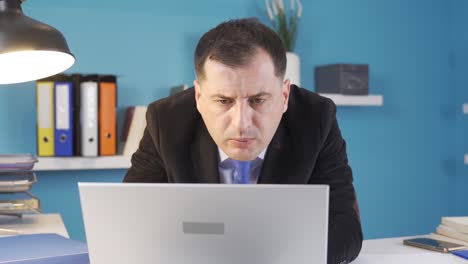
1 216 467 264
0 213 68 238
354 234 467 263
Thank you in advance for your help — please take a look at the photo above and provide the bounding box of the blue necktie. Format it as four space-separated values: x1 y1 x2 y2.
231 159 251 184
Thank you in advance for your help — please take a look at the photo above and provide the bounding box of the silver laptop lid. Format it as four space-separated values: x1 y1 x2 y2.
79 183 329 264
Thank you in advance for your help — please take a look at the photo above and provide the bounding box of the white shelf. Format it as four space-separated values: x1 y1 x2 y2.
34 155 131 171
319 93 383 106
465 154 468 165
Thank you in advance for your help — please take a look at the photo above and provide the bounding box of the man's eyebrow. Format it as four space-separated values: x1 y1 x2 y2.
210 94 234 99
210 92 272 99
249 92 272 98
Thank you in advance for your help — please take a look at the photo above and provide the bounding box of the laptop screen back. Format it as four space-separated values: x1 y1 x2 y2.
79 183 329 264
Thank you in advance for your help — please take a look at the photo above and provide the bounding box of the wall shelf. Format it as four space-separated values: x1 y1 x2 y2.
319 93 384 106
463 103 468 114
34 156 131 171
32 95 383 170
465 154 468 165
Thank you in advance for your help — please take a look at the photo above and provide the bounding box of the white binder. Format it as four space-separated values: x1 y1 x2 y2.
80 81 98 156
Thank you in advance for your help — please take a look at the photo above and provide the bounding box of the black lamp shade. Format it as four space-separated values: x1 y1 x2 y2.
0 0 75 84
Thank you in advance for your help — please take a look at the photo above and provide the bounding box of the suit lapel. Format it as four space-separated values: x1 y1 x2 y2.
190 121 220 183
258 118 294 184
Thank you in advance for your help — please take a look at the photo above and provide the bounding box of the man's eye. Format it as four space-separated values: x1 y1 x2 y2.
216 99 232 105
250 98 265 105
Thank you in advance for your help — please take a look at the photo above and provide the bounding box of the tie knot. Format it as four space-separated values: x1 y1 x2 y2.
231 159 250 169
230 159 251 184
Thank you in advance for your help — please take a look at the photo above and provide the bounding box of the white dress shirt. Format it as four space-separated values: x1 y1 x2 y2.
218 147 267 184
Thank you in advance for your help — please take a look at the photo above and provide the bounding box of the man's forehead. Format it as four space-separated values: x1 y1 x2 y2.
207 84 271 97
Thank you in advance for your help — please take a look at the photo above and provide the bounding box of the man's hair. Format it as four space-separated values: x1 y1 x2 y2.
194 18 286 80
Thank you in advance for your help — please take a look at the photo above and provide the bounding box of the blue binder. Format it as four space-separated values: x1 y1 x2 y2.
452 249 468 260
54 80 74 156
0 233 89 264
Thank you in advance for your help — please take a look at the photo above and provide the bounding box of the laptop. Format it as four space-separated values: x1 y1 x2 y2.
78 183 329 264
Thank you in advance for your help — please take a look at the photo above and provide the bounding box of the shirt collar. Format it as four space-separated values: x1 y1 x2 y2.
218 147 267 163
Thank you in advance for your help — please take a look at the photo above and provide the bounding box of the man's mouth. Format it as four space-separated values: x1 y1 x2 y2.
229 138 254 148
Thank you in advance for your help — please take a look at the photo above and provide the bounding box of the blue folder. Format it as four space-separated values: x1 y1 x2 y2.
54 81 74 156
0 233 89 264
452 249 468 260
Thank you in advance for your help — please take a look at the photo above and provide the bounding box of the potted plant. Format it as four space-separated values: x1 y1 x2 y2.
265 0 302 86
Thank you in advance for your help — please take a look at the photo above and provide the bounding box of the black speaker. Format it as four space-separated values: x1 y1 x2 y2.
315 64 369 95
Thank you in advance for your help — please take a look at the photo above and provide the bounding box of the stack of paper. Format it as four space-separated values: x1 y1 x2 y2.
435 217 468 243
0 154 40 216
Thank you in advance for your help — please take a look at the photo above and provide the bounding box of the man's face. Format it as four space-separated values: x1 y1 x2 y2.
194 49 290 161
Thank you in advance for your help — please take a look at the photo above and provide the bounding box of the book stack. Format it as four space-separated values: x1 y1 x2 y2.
434 216 468 245
169 84 189 96
121 106 148 156
36 74 118 157
0 154 40 219
119 82 188 156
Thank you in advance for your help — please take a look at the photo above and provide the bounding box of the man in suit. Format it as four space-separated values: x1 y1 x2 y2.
124 18 362 264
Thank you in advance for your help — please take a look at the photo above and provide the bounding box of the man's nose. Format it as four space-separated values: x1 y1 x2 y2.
232 101 252 134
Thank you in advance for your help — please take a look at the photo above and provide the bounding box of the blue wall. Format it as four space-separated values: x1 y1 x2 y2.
0 0 463 241
299 0 456 239
452 0 468 216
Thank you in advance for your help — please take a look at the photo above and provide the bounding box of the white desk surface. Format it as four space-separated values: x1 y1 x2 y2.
354 234 468 263
0 213 69 238
1 215 467 263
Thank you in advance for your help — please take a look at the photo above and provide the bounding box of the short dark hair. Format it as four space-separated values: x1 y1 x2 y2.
194 18 286 80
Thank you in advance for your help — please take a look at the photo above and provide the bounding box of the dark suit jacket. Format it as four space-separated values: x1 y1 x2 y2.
124 85 363 264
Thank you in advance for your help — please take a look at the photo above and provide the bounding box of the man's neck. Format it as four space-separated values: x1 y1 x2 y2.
218 147 267 162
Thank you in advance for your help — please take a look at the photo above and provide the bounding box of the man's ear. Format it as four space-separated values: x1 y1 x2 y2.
194 79 202 111
282 79 291 113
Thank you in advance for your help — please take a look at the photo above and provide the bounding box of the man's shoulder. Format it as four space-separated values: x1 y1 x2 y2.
148 88 196 113
146 88 200 131
288 85 336 119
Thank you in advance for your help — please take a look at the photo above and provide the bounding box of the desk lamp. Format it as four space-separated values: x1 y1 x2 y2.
0 0 75 84
0 0 74 233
